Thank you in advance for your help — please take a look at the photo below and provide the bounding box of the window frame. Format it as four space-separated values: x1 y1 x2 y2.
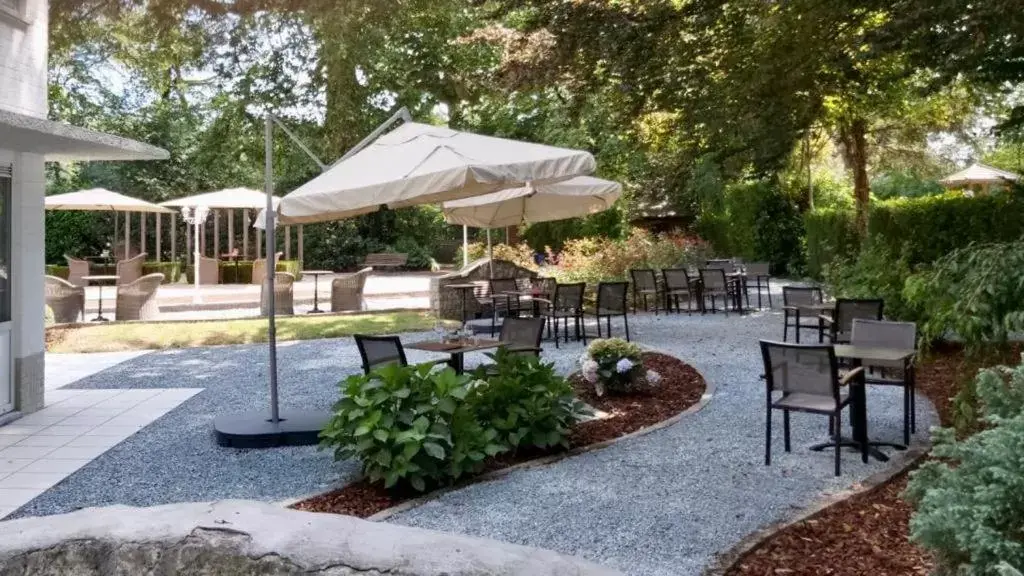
0 0 31 26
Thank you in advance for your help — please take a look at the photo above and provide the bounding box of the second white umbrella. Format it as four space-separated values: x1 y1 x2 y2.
442 176 621 229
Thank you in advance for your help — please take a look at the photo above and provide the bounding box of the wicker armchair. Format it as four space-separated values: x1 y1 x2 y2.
65 255 90 287
45 275 85 323
116 252 147 286
261 271 295 316
252 251 284 285
332 267 372 312
115 273 164 321
197 255 220 285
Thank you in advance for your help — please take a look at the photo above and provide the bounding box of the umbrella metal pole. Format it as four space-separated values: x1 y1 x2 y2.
486 228 493 278
265 113 280 424
462 225 469 268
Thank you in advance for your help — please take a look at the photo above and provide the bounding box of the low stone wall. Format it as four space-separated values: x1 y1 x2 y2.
430 258 538 321
0 500 620 576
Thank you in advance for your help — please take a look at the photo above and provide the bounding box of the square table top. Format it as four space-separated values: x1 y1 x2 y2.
833 344 915 363
406 338 501 355
81 275 120 281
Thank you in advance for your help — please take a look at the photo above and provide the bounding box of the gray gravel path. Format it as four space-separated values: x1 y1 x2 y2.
20 298 936 576
388 309 937 576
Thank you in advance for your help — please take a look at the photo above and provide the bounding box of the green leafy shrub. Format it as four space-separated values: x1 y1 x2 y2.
905 359 1024 575
320 363 504 492
904 241 1024 349
804 208 859 279
275 259 303 281
824 242 916 321
554 228 710 284
45 265 70 280
219 261 254 284
469 348 587 451
142 261 181 283
456 241 537 270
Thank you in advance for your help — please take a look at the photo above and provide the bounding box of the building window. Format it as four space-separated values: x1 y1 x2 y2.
0 0 29 25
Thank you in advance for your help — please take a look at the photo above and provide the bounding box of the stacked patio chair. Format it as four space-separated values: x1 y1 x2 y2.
196 255 220 285
851 319 918 445
782 286 825 343
699 268 737 315
760 340 867 476
662 268 696 314
630 269 659 314
332 267 372 312
585 281 630 342
115 273 164 321
540 282 585 346
251 251 284 285
819 299 884 344
45 275 85 323
116 252 146 285
260 271 295 316
64 255 90 287
744 262 772 308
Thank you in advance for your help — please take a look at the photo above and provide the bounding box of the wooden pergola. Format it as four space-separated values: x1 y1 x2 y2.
160 188 302 265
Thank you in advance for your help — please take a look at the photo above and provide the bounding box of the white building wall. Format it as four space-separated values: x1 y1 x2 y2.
0 0 48 117
0 0 48 414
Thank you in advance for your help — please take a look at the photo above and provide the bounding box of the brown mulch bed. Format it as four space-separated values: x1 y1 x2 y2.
292 352 705 518
724 342 1022 576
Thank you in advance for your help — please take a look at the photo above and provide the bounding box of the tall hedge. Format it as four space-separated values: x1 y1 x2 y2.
804 208 859 278
805 189 1024 278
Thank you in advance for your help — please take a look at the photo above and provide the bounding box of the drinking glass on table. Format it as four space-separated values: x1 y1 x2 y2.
433 319 447 342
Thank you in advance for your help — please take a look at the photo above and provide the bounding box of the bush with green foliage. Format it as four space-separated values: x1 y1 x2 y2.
554 228 710 284
521 206 626 252
870 170 945 200
456 242 538 270
905 359 1024 575
904 242 1024 348
823 242 916 321
322 353 585 492
469 348 587 451
804 208 860 279
579 338 660 396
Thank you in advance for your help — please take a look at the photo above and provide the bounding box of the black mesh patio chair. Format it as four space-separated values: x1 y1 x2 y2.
498 316 546 357
699 268 736 316
820 299 884 344
355 334 445 375
540 282 585 347
585 282 630 342
662 268 695 315
630 269 659 314
479 277 527 336
782 286 825 343
760 340 866 476
745 262 772 308
851 319 918 445
705 260 736 274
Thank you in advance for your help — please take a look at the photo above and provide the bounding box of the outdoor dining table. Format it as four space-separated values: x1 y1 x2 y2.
726 271 749 314
502 289 552 318
81 274 119 322
810 344 916 462
405 338 502 374
303 270 333 314
446 282 481 323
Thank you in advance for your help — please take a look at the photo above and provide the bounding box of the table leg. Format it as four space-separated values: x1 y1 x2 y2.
448 352 464 374
809 361 903 462
460 289 468 324
309 274 324 313
94 285 108 322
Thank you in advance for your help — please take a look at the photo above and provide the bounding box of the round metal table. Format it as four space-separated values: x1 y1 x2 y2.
81 274 119 322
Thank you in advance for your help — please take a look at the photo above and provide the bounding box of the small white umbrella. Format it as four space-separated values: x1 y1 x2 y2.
45 188 172 213
162 187 281 210
940 163 1021 192
443 176 621 275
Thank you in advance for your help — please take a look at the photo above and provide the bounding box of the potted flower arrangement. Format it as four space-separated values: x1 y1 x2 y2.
580 338 661 396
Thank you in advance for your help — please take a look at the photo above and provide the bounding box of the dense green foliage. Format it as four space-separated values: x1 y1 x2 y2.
905 360 1024 575
804 209 860 279
581 339 646 396
824 243 916 322
552 229 711 285
321 354 584 492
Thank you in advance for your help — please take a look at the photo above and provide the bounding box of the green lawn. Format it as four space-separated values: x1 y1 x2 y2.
47 311 448 353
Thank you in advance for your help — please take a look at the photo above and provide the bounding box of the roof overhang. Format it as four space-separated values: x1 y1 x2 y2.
0 108 169 162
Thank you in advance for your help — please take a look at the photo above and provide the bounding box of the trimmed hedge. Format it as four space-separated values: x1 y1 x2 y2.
45 262 181 284
805 189 1024 279
185 259 303 284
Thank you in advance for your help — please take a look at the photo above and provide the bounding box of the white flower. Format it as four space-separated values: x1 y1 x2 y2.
579 353 592 367
646 370 662 385
582 360 599 383
615 358 634 374
594 380 606 397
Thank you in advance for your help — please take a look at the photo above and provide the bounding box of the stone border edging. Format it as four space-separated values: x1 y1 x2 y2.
700 444 931 576
278 348 716 521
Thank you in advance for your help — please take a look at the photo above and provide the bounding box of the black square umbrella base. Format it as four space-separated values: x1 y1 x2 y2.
214 409 331 449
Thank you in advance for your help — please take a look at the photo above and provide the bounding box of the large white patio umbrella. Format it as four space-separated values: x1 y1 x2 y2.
443 176 621 274
45 188 173 258
940 162 1020 193
161 187 280 210
219 108 597 449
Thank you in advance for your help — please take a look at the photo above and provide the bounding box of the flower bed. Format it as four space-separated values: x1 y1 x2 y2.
292 351 706 519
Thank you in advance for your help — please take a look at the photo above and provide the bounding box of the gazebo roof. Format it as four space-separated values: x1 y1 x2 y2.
161 188 280 210
45 188 173 213
940 163 1021 187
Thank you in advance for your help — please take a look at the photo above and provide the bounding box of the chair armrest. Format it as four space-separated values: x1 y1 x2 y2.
839 367 865 387
818 315 834 325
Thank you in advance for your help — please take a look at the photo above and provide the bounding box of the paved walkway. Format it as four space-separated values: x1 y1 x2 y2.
19 299 935 575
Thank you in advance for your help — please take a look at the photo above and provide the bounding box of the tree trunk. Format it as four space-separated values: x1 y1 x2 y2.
838 116 871 236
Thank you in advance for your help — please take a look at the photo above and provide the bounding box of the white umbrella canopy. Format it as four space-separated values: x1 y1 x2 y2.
45 188 173 213
162 187 281 210
443 176 621 228
269 122 596 225
940 163 1021 188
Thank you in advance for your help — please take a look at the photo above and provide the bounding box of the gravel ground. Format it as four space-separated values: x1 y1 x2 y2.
20 288 936 576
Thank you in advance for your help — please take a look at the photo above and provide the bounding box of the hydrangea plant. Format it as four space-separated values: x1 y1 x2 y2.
580 338 660 396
